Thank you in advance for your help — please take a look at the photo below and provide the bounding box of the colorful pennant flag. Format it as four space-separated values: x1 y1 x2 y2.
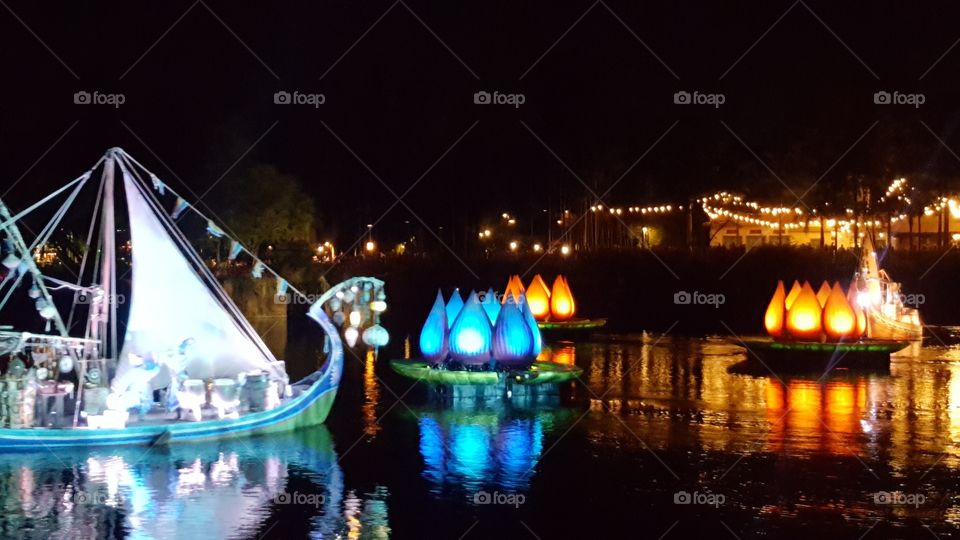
171 197 189 219
150 174 165 195
206 221 225 238
228 240 243 261
277 277 289 296
251 261 264 279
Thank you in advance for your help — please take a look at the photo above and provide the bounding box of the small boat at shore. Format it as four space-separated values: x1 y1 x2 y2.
0 148 387 449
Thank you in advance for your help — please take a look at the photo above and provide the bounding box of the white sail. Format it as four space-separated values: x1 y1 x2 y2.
116 170 285 385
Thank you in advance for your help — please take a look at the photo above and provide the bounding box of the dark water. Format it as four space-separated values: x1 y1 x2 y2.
4 334 960 539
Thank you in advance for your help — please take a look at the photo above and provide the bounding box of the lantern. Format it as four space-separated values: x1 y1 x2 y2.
445 289 464 328
785 281 822 340
344 326 359 347
784 280 802 310
550 275 576 321
419 290 448 362
816 281 831 308
481 287 501 324
1 253 19 270
520 293 543 356
763 280 786 337
822 282 857 340
491 296 534 366
363 324 390 348
448 291 493 365
502 275 525 304
525 274 551 321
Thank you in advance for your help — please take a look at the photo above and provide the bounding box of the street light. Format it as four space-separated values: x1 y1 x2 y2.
560 244 571 256
365 240 376 253
509 241 519 251
532 243 542 252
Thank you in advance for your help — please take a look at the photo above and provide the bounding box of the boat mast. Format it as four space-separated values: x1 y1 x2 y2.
0 199 69 337
90 149 119 361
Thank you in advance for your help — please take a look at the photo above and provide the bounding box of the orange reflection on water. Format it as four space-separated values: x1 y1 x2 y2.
537 344 576 365
764 379 868 455
363 350 382 437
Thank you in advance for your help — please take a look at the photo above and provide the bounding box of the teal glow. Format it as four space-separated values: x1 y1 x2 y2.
492 297 534 365
419 290 448 362
449 291 492 365
445 289 464 328
482 287 501 323
519 294 543 356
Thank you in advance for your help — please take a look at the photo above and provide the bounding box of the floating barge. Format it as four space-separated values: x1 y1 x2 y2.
737 336 910 370
390 359 582 401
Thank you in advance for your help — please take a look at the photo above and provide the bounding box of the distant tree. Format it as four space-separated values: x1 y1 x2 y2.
218 164 317 255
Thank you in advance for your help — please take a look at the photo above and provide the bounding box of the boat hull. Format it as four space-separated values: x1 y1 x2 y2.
0 376 338 450
866 311 923 341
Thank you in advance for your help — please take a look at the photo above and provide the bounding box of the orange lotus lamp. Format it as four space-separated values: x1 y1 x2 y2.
764 280 786 338
848 285 867 337
816 281 831 308
822 282 857 340
503 275 525 304
784 280 802 310
549 275 576 321
525 274 552 320
785 281 822 340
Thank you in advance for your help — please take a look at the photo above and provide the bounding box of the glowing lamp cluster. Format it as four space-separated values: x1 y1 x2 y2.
419 288 543 367
503 274 577 322
764 280 866 341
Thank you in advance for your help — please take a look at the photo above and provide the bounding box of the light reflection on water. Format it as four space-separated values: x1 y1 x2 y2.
0 427 389 540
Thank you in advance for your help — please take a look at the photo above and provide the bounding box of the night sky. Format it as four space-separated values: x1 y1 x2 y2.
2 1 960 247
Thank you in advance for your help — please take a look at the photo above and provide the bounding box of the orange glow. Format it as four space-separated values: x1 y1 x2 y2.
502 275 525 304
550 275 576 320
785 281 822 340
848 285 867 337
525 274 552 320
784 280 802 310
764 280 786 337
816 281 831 308
823 282 857 340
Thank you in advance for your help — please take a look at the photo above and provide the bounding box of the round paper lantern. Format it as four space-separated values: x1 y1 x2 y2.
823 282 857 340
2 253 19 270
519 293 543 357
332 311 346 326
816 281 831 308
525 274 551 321
445 289 464 328
448 291 493 366
784 280 802 310
549 275 576 321
344 326 359 347
419 290 448 362
492 296 534 366
27 284 41 299
59 355 74 374
764 280 786 338
785 281 822 340
363 324 390 348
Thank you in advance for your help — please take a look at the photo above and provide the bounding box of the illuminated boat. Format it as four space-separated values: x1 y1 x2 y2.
739 272 911 368
850 235 923 341
519 274 606 333
0 148 387 449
